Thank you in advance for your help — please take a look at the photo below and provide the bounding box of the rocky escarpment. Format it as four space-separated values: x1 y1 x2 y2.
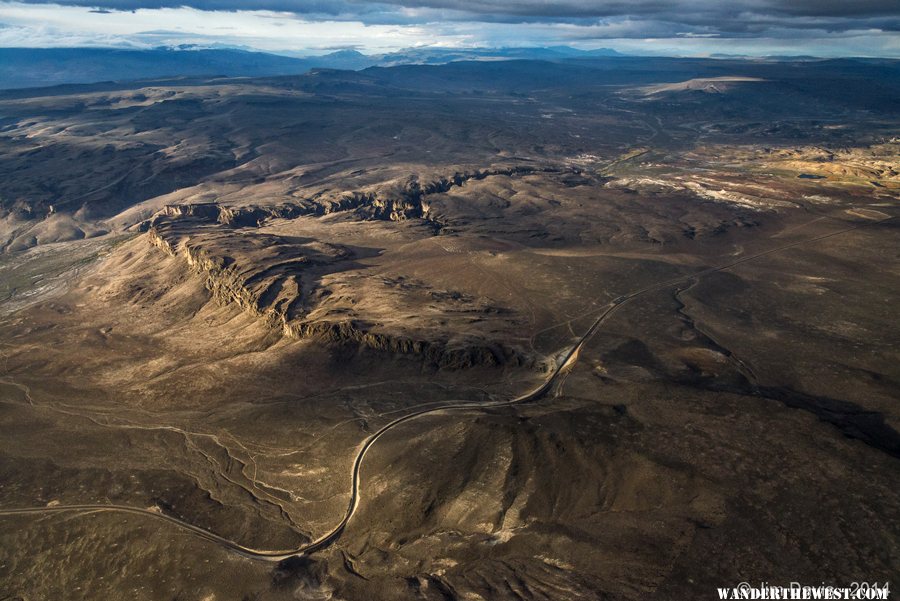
148 220 533 370
141 165 568 232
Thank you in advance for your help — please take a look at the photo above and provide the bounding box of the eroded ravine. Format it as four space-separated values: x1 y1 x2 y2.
0 214 893 562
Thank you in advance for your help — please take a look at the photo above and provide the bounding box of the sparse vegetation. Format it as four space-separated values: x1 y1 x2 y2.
0 59 898 601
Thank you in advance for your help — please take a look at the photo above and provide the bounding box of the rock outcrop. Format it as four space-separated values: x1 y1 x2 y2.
148 219 532 370
141 165 567 233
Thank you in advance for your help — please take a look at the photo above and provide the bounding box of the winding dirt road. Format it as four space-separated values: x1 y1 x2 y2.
0 214 891 562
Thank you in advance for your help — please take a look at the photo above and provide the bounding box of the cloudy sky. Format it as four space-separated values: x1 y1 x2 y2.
0 0 898 57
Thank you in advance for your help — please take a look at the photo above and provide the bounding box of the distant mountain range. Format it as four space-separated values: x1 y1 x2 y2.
0 46 624 90
2 46 894 92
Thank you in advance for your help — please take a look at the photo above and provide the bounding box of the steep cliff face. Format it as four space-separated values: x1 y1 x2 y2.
147 222 533 370
131 165 572 369
142 165 566 233
149 223 339 328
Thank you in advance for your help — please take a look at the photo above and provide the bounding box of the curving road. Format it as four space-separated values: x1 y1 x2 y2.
0 214 892 562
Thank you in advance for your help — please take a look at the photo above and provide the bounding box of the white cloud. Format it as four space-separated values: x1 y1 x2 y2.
0 2 452 51
0 1 898 56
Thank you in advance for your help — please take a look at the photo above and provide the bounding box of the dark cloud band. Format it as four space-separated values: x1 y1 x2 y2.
5 0 900 36
10 0 900 17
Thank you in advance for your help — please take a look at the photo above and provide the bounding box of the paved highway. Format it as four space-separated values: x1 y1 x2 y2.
0 215 891 562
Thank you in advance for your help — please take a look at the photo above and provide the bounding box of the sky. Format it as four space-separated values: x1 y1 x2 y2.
0 0 898 57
